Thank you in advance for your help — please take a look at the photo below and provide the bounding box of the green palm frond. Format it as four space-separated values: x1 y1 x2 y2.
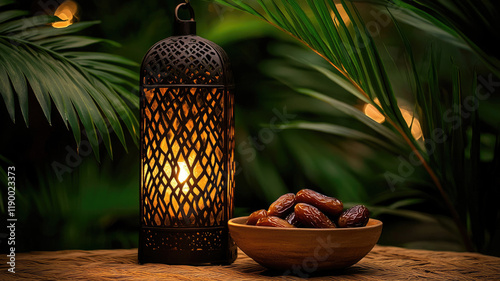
0 0 139 159
214 0 499 251
263 46 408 151
216 0 420 148
215 0 433 192
278 121 403 153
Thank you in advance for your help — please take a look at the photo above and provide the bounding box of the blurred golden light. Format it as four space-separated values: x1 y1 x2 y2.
364 103 386 123
401 108 423 140
52 1 78 28
363 100 423 140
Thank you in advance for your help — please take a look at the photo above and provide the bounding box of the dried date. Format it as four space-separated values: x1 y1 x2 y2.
296 189 343 217
246 209 268 225
256 216 295 228
294 203 336 228
285 211 302 227
268 193 296 217
337 205 370 228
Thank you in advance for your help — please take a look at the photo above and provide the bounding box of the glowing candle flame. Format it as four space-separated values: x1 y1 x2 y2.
178 162 190 183
177 162 190 194
52 1 78 29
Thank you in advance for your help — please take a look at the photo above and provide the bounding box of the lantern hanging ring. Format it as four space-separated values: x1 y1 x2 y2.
173 2 196 36
175 2 195 21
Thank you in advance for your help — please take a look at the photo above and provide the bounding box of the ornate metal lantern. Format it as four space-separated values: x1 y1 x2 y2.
139 2 236 264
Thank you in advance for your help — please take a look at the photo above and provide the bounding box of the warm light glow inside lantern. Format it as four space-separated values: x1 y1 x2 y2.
139 3 236 264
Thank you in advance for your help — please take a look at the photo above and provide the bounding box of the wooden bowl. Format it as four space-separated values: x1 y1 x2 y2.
228 216 382 271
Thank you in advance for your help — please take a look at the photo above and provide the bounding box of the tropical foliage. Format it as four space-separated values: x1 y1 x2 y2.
0 0 139 159
390 0 500 76
215 0 500 253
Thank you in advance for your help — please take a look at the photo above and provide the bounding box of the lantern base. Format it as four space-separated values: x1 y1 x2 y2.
138 226 237 265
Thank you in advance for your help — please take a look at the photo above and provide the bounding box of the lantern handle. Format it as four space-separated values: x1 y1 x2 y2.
174 2 196 36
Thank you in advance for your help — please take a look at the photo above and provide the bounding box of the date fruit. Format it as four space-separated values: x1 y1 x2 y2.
246 209 268 225
294 203 336 228
246 189 371 229
296 189 343 217
268 193 296 217
256 216 295 228
337 205 370 228
285 211 301 227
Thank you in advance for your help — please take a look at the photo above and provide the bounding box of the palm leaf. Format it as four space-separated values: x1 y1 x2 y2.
387 7 469 50
0 2 139 159
309 64 370 104
261 46 408 149
214 0 484 251
296 88 407 150
215 0 429 174
0 10 28 24
388 0 500 77
36 36 120 50
278 121 400 154
282 133 369 202
0 0 14 7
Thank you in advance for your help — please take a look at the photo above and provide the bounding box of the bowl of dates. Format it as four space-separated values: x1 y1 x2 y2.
228 189 382 271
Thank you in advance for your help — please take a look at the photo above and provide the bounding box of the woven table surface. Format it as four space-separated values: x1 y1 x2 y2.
1 245 499 280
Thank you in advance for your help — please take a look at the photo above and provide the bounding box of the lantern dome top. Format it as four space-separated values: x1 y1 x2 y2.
141 35 232 86
140 3 232 87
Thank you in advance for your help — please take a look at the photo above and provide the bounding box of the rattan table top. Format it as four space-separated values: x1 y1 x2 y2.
1 245 499 280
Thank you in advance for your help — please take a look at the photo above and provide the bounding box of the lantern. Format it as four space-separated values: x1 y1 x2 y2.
139 2 236 264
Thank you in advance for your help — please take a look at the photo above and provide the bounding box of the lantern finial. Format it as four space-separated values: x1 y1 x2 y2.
174 3 196 36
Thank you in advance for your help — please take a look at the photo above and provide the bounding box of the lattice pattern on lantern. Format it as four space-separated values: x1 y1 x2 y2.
142 36 225 85
139 15 237 262
142 86 226 227
227 89 235 217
